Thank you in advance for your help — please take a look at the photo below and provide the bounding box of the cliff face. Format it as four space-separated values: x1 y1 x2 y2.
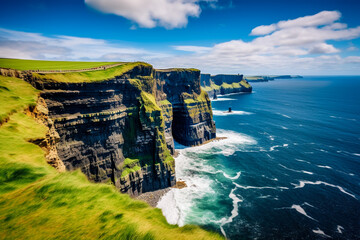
200 73 211 87
22 64 215 195
156 69 216 146
201 73 252 97
212 74 243 85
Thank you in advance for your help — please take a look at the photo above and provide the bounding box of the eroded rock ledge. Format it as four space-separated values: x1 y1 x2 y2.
16 63 216 196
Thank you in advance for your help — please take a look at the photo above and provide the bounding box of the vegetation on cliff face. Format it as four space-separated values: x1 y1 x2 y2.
0 75 223 240
0 58 119 71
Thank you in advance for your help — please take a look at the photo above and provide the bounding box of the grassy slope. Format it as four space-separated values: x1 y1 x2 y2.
32 62 150 83
0 76 223 240
0 58 119 71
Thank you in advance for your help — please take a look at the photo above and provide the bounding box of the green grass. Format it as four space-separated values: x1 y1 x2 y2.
121 158 142 177
33 62 151 83
0 58 119 71
0 75 39 124
0 75 223 240
183 90 209 104
32 62 151 83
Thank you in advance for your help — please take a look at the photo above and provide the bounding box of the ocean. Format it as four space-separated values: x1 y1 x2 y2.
157 76 360 239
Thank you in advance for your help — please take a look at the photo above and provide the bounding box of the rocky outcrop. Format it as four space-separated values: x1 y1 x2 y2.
156 69 216 146
201 73 252 97
26 97 66 172
200 74 211 87
19 64 216 196
212 74 243 85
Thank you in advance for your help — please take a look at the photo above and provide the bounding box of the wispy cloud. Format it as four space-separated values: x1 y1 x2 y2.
0 28 169 61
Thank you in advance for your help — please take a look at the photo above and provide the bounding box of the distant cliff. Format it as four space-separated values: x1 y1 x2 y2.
201 73 252 97
11 63 216 196
244 75 303 82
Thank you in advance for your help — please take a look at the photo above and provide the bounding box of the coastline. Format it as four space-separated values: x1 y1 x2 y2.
136 137 227 207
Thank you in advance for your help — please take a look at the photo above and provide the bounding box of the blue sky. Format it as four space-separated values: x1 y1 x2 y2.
1 0 360 75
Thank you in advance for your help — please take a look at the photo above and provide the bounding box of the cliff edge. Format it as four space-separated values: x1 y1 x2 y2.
1 62 216 196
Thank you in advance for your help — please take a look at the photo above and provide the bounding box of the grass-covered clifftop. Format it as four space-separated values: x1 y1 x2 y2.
202 80 251 93
0 58 152 83
31 62 151 83
0 58 119 71
0 73 222 239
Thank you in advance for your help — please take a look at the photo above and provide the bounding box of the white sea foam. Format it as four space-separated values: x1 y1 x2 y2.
330 115 356 121
281 126 288 129
212 110 253 116
257 195 272 199
295 158 311 164
192 129 256 157
336 225 344 234
292 180 357 199
312 228 332 238
277 112 292 118
223 171 241 180
317 165 332 169
270 144 289 151
157 149 216 226
219 187 243 238
303 202 316 208
279 164 314 175
157 129 256 230
317 148 329 153
211 98 236 102
261 175 278 181
291 204 317 221
234 183 289 190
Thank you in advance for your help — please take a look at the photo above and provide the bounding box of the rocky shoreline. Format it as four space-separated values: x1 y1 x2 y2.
134 188 171 207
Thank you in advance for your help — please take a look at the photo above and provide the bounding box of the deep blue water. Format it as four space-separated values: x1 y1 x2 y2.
158 76 360 239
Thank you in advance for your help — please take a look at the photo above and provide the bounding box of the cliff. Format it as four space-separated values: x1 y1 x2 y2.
244 75 303 82
156 69 216 146
0 73 223 240
201 73 252 97
5 62 216 196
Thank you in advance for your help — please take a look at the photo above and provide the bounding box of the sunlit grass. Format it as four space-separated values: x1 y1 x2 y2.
32 62 151 83
0 75 39 124
0 58 119 71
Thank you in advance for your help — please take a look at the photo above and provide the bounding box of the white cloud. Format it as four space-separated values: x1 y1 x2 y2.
1 11 360 75
174 45 212 53
0 28 166 61
309 43 339 54
250 11 342 36
85 0 213 29
250 24 276 36
163 11 360 74
277 11 341 29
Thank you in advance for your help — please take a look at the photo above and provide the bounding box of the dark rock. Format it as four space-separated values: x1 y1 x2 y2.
22 64 216 196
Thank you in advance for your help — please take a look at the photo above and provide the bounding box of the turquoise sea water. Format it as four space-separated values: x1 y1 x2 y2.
158 76 360 239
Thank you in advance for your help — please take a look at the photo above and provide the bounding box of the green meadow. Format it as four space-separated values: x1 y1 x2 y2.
0 58 119 71
0 75 223 240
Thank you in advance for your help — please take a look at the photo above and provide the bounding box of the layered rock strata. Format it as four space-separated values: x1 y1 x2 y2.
156 69 216 146
17 64 216 195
